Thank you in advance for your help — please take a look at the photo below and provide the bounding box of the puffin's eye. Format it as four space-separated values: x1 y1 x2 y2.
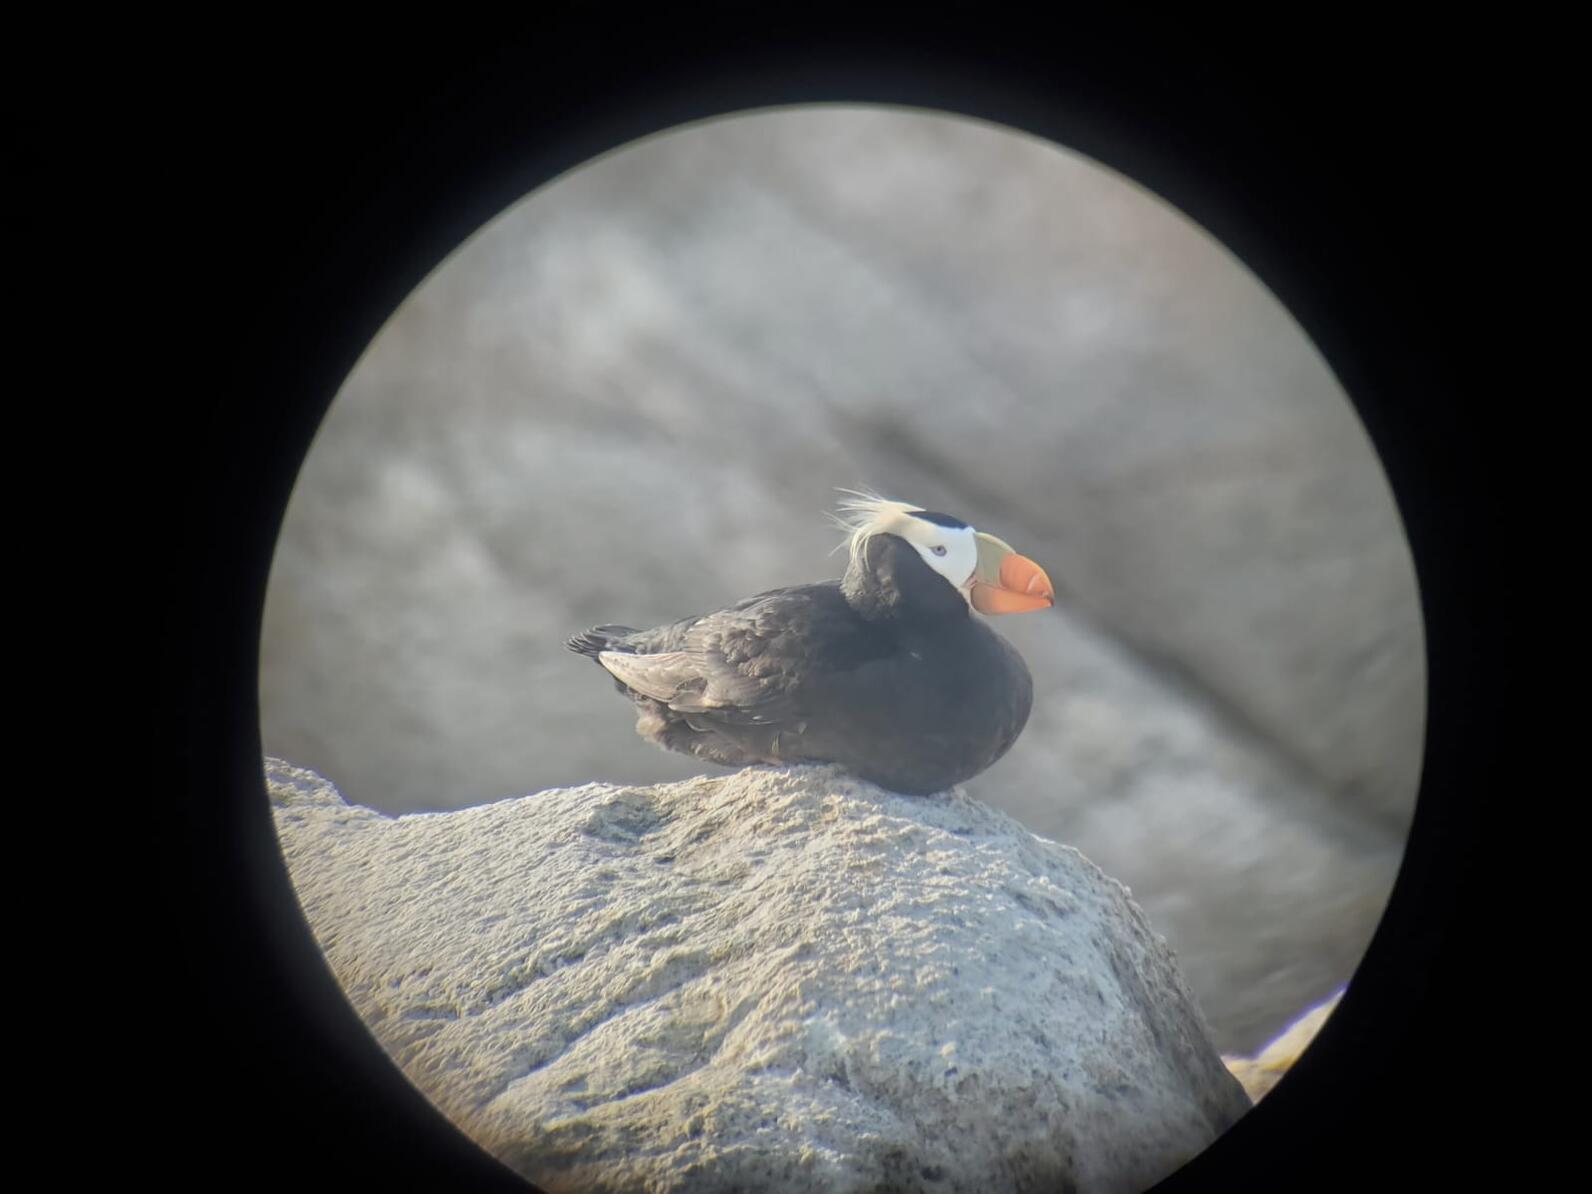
931 545 948 556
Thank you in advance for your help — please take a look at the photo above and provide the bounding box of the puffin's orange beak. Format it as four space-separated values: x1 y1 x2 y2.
969 551 1055 615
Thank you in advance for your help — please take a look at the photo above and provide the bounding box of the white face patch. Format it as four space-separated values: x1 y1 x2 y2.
897 518 979 592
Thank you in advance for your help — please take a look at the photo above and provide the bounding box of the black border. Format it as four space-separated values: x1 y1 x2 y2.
160 23 1507 1191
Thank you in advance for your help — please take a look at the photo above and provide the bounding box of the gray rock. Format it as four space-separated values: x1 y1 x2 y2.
983 609 1400 1056
269 757 1251 1194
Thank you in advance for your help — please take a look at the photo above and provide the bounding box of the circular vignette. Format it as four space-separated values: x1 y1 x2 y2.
264 99 1423 1095
172 32 1490 1194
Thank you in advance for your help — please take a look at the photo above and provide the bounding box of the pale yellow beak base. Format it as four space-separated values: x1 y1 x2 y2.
969 549 1055 615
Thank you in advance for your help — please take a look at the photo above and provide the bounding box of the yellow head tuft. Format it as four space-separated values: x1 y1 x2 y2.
828 489 929 571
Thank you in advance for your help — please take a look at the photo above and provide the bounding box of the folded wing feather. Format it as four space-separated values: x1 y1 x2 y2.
597 602 801 727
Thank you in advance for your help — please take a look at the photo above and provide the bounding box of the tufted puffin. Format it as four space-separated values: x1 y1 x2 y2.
566 492 1054 795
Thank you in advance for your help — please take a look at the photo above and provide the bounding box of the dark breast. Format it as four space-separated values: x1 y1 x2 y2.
788 616 1033 794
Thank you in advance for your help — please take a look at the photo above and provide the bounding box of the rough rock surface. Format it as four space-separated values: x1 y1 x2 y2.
269 758 1250 1194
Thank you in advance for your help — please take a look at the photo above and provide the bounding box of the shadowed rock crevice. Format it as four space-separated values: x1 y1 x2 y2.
269 757 1250 1194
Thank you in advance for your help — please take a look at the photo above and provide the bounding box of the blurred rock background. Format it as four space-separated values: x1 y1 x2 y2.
259 106 1424 1055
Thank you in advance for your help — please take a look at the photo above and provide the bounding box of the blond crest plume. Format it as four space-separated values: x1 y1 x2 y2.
827 488 926 571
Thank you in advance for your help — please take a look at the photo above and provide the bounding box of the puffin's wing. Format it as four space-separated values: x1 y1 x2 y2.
593 649 784 724
592 650 701 705
596 588 828 727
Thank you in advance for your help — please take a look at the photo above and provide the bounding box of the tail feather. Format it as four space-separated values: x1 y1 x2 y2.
566 625 638 659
